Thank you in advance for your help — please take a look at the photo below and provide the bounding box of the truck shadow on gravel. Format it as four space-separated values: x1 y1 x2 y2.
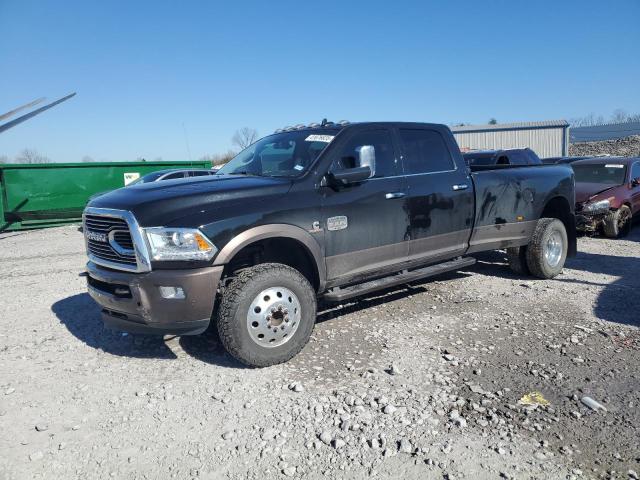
178 331 250 368
471 241 640 327
563 251 640 327
51 293 249 366
52 293 178 359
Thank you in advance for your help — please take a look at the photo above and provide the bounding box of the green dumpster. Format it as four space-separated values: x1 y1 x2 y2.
0 160 212 231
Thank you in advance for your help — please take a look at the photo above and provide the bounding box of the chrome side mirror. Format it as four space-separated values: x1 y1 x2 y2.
356 145 376 178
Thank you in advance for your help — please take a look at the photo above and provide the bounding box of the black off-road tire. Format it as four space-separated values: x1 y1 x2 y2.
216 263 317 367
603 205 632 238
506 246 530 276
525 218 568 279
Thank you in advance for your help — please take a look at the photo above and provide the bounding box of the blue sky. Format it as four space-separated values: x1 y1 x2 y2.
1 0 639 162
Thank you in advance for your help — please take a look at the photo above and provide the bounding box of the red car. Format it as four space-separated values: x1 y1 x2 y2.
573 157 640 237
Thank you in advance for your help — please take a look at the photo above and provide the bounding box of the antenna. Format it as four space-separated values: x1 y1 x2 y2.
182 122 192 161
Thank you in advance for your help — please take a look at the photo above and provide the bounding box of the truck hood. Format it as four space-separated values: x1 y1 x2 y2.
88 174 292 226
575 182 617 204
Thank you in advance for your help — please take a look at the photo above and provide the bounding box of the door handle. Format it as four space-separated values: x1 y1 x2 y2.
385 192 406 199
452 184 469 191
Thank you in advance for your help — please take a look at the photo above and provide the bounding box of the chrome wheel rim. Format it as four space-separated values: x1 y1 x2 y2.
544 230 563 267
246 287 301 348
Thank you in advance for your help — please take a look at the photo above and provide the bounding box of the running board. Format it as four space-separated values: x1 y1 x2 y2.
322 257 476 303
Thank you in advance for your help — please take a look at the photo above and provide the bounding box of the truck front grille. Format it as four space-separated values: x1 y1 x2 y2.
84 214 137 269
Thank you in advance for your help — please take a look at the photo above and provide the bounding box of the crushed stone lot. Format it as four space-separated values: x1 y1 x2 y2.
0 225 639 480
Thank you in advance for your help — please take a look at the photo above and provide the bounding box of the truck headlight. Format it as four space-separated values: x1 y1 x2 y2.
582 199 610 214
144 228 217 261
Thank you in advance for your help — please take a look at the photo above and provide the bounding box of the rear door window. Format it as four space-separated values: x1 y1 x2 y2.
399 129 455 174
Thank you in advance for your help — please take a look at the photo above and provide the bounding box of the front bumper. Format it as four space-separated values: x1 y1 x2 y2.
576 212 607 233
86 261 224 335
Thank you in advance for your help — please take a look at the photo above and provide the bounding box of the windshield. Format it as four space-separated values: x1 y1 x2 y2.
572 163 627 185
216 129 339 177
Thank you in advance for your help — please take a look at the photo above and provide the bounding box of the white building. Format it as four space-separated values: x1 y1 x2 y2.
451 120 570 158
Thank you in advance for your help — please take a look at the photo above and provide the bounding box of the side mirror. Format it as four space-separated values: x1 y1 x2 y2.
632 177 640 187
328 166 372 186
356 145 376 177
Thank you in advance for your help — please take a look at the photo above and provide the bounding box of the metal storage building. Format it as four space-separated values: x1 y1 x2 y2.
451 120 570 158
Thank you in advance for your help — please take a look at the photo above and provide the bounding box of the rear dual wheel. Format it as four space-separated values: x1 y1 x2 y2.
507 218 567 279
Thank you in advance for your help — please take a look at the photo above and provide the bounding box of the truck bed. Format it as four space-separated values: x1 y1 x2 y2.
467 164 575 253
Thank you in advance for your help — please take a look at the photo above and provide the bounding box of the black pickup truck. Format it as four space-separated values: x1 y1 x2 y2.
84 121 576 367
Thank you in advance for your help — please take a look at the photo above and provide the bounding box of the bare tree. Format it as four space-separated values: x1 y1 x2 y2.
200 150 237 166
15 148 50 164
81 155 94 163
569 113 605 127
570 110 640 127
611 109 629 124
232 127 258 150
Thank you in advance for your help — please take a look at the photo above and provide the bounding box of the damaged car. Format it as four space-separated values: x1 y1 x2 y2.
573 157 640 237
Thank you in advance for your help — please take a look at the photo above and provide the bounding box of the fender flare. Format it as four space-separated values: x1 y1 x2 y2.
213 224 326 291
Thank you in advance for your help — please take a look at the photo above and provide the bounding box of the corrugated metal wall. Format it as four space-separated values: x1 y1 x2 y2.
451 122 568 158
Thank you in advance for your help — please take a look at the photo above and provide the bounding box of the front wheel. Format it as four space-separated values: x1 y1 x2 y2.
216 263 317 367
525 218 568 279
603 205 632 238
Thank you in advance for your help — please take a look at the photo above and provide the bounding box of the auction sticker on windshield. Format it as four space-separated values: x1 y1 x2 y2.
305 134 334 143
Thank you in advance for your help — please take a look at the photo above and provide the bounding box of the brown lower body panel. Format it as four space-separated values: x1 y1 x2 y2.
466 221 537 254
86 261 223 335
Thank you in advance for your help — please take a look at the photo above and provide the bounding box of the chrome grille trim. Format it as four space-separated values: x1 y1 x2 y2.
82 207 152 273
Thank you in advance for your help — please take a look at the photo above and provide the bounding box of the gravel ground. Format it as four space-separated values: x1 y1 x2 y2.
0 224 639 480
569 135 640 157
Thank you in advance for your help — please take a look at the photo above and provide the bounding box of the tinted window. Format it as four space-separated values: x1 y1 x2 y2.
463 152 496 166
129 171 164 185
507 151 527 165
399 129 455 174
631 162 640 181
333 129 397 178
189 170 211 177
163 172 184 180
526 150 542 164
